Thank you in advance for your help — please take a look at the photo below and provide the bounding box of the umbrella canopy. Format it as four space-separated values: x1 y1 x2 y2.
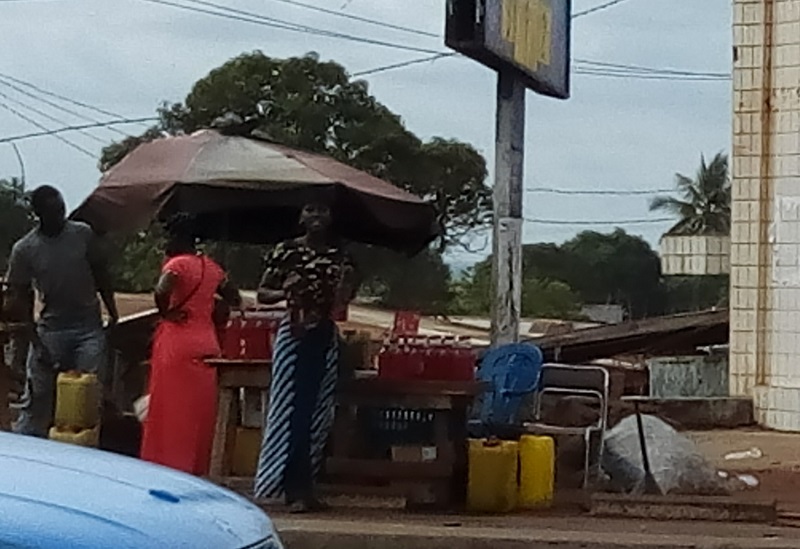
72 129 439 254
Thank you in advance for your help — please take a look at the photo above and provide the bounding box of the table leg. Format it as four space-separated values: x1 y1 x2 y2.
450 403 470 507
241 387 262 429
210 387 236 478
433 410 453 508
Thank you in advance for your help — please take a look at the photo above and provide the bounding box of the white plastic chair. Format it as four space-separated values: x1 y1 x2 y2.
523 364 610 489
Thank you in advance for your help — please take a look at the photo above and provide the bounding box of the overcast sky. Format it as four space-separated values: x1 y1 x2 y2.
0 0 732 265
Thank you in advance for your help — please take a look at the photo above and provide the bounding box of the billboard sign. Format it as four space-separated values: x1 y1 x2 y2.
446 0 571 99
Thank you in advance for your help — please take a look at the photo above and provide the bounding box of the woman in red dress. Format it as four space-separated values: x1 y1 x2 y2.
141 214 241 475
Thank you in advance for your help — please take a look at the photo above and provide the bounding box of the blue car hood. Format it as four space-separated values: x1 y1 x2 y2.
0 432 272 549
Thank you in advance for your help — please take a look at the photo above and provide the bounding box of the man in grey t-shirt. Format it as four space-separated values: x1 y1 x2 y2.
4 185 118 437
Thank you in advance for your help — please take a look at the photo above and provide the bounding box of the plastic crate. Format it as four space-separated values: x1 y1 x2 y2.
357 407 436 458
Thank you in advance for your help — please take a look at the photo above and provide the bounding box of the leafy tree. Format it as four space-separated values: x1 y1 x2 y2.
449 261 492 315
100 51 491 251
450 260 583 319
560 230 665 318
0 178 33 273
521 278 582 320
455 229 667 319
662 275 729 313
351 245 452 314
99 51 487 304
649 152 730 235
107 229 164 293
205 242 269 290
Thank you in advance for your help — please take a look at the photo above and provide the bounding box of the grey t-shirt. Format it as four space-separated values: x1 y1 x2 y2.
6 221 103 330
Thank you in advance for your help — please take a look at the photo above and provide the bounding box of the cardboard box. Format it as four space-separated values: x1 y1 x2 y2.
391 445 438 463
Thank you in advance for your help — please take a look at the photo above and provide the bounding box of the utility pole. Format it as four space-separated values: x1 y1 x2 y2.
445 0 571 347
490 71 526 346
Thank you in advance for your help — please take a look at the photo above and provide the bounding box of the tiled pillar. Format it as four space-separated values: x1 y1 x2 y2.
731 0 800 430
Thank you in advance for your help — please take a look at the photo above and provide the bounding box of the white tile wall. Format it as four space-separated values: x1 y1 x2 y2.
731 0 800 431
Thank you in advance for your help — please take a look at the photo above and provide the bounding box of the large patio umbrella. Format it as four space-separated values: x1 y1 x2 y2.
72 129 439 254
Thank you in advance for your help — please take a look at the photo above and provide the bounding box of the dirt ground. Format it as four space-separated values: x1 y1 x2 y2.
112 294 800 516
685 429 800 512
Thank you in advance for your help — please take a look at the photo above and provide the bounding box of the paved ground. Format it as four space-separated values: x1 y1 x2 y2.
273 512 800 549
113 294 800 544
268 429 800 548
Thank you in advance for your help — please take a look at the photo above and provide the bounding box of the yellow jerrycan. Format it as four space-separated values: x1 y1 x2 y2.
54 372 101 430
48 425 100 448
467 438 518 513
231 427 262 477
518 435 555 509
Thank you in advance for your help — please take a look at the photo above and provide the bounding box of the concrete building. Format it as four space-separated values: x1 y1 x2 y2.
730 0 800 430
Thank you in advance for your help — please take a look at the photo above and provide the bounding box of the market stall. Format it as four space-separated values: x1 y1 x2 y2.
201 307 484 508
69 128 489 508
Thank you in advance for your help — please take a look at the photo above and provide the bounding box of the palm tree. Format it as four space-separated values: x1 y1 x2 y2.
650 152 731 236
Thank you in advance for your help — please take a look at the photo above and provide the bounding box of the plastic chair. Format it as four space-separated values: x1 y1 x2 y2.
523 364 610 489
475 343 544 428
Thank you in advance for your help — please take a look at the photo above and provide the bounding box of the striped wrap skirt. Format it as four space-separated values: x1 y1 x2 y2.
254 318 339 501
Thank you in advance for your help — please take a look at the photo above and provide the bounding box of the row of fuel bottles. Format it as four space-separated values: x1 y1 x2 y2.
48 372 101 447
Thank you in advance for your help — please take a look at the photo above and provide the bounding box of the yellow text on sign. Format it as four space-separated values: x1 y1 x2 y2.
501 0 552 71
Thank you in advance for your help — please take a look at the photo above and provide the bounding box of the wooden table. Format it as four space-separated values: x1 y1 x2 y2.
325 377 484 508
205 359 271 480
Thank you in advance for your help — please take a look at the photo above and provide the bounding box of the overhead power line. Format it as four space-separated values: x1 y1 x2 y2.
574 59 729 79
572 0 633 19
0 101 96 157
525 216 672 226
527 187 674 196
139 0 725 82
574 68 729 81
140 0 444 55
0 87 106 144
0 72 130 121
264 0 439 38
353 53 730 82
351 53 453 77
143 0 638 59
0 117 159 145
0 77 131 138
0 75 132 137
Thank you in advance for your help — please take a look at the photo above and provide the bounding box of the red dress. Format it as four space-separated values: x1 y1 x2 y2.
141 254 224 475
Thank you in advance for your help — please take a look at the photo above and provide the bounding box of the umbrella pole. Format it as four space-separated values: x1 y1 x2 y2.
222 212 231 276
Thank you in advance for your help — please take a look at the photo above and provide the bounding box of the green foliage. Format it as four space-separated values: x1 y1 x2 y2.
650 152 731 236
521 278 582 319
449 262 491 316
662 275 729 313
558 229 665 318
0 178 33 273
101 51 491 251
351 245 453 314
99 51 489 304
107 228 164 293
204 242 269 290
451 259 583 319
455 228 730 320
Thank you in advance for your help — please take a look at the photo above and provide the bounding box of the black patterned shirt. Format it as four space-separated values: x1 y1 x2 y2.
260 238 355 324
